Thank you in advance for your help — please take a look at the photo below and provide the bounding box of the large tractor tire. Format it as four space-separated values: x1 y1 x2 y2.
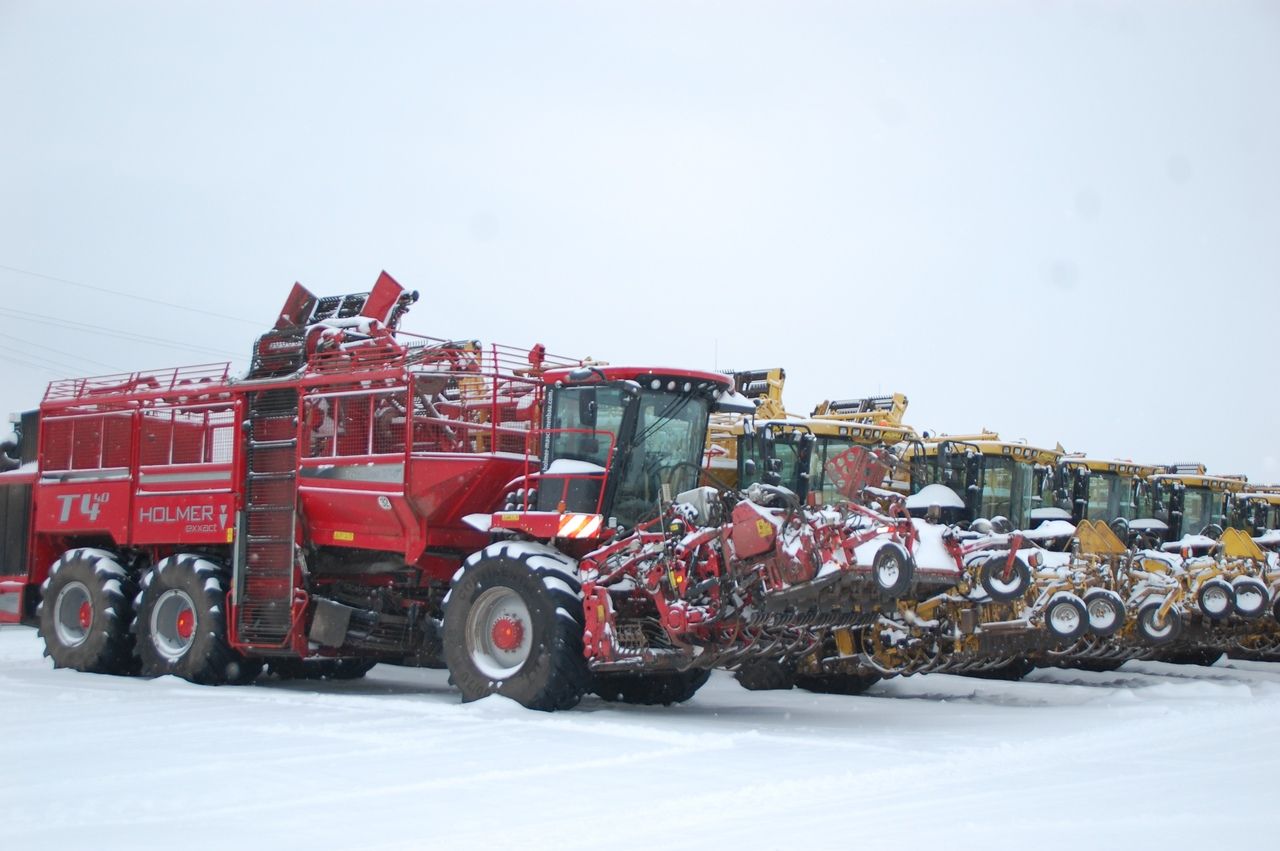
38 548 138 674
135 554 261 685
443 543 589 711
793 672 881 695
592 669 711 705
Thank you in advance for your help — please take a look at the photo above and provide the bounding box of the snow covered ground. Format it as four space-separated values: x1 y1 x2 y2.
1 625 1276 850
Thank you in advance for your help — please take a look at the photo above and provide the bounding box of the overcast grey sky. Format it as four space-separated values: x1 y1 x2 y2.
2 1 1277 479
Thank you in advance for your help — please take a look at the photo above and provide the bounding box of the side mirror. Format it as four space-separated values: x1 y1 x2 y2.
743 458 757 477
578 389 597 428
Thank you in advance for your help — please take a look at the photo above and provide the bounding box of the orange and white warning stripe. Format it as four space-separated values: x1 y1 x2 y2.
557 513 603 539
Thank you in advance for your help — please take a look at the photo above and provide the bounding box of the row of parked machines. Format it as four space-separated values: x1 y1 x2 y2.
702 368 1280 691
0 280 1275 710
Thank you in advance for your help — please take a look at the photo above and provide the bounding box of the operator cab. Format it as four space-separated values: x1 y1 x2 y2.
536 367 751 530
907 437 1059 531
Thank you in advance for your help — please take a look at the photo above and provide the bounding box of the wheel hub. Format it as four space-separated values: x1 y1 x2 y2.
151 588 199 660
1087 599 1117 629
466 586 534 680
53 581 94 648
1236 585 1263 613
176 608 195 640
1051 604 1080 634
490 615 525 652
1203 587 1229 615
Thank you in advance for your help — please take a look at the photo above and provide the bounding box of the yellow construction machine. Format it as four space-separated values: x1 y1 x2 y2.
1055 455 1165 547
704 368 915 504
903 432 1064 532
1147 464 1247 544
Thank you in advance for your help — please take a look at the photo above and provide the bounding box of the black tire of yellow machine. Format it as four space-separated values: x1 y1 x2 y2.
978 554 1031 603
734 659 796 691
1082 589 1125 637
37 548 139 675
872 545 915 598
1045 595 1090 642
442 550 589 711
1231 578 1269 619
1070 658 1126 673
592 669 711 705
1136 601 1183 646
793 672 882 695
135 554 263 685
1196 579 1235 621
1160 648 1223 666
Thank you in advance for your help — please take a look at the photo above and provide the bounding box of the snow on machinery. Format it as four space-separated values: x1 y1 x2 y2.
4 282 1279 711
1036 458 1276 667
3 272 818 708
578 415 947 696
4 275 961 710
1 274 590 679
713 434 1099 691
712 403 1104 690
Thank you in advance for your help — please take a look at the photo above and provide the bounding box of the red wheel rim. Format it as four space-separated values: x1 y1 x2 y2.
176 608 195 640
490 615 525 652
77 601 93 630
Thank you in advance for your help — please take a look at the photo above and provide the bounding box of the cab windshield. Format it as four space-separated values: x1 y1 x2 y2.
613 390 709 528
1085 472 1149 521
977 457 1044 528
544 385 709 528
1181 487 1227 535
739 433 805 493
909 451 969 498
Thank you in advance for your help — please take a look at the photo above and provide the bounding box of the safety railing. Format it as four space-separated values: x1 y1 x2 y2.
44 363 232 403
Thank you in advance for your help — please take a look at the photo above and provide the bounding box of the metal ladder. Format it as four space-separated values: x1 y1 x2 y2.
234 387 299 646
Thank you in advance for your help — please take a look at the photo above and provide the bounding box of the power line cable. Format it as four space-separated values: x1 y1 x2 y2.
0 305 243 359
0 340 106 378
0 263 262 326
0 349 63 377
3 332 126 373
